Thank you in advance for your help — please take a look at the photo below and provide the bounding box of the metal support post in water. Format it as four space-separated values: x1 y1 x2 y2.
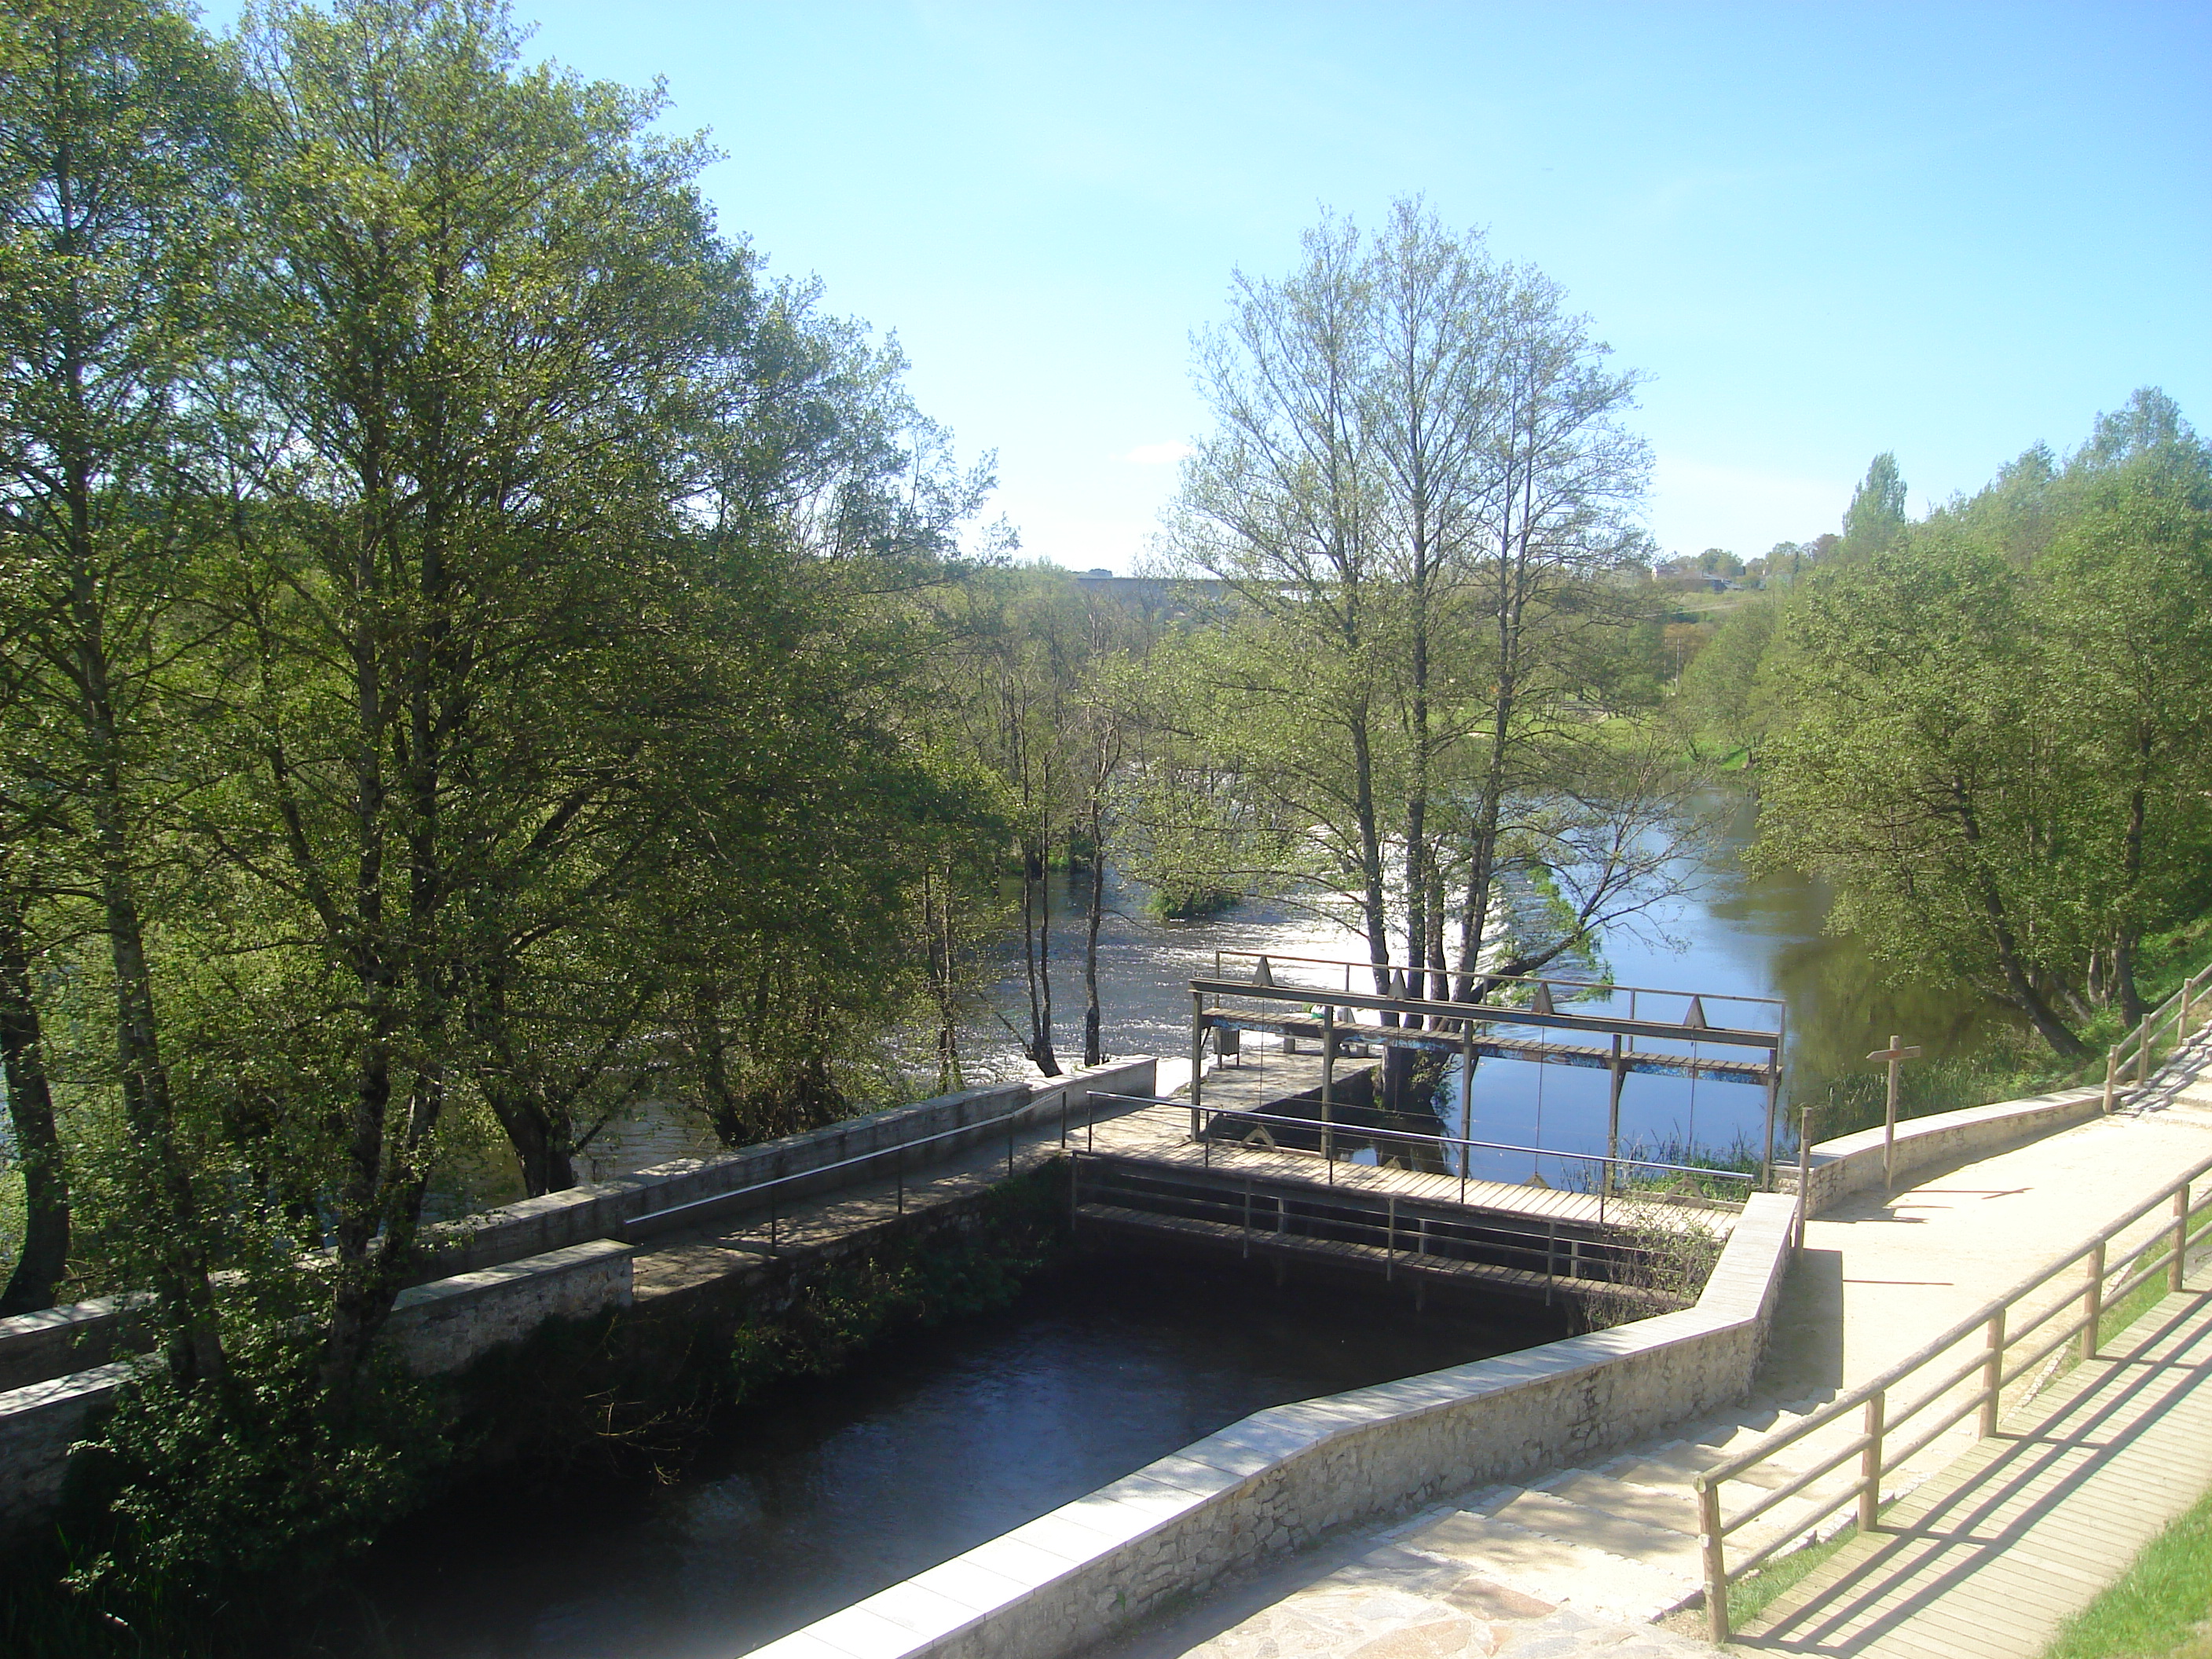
1606 1034 1626 1192
1859 1392 1886 1532
2081 1240 2106 1361
1698 1481 1730 1645
1979 1309 2006 1437
1760 1061 1781 1192
1460 1028 1475 1205
2174 1184 2192 1293
1796 1105 1815 1252
1320 1006 1337 1170
1190 991 1206 1140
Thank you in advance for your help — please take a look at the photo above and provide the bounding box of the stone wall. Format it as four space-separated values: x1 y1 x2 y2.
1794 1086 2108 1214
419 1057 1156 1273
0 1240 637 1535
0 1059 1159 1392
752 1191 1798 1659
0 1294 148 1394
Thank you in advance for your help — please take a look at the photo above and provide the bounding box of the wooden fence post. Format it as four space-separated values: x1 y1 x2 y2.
1979 1309 2006 1437
1859 1392 1886 1532
1700 1481 1730 1644
2174 1185 2192 1294
2080 1241 2106 1361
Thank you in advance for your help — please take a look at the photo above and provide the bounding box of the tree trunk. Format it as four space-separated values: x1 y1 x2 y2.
1084 793 1106 1068
0 896 66 1316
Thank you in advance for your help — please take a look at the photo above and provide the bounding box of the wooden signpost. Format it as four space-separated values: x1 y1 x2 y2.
1868 1034 1923 1191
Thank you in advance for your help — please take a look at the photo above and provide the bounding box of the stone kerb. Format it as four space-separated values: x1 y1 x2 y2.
1796 1086 2108 1214
753 1189 1798 1659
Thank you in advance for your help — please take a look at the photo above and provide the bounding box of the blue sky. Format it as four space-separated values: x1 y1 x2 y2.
214 2 2212 571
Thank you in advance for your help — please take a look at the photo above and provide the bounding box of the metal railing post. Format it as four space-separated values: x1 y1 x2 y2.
1386 1195 1397 1282
2174 1185 2192 1293
1859 1392 1886 1531
1979 1310 2005 1437
1698 1481 1730 1644
2105 1046 2119 1113
2080 1241 2106 1361
1060 1090 1068 1148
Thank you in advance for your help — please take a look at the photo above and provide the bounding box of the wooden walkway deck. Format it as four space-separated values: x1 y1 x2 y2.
1735 1283 2212 1657
1078 1090 1743 1232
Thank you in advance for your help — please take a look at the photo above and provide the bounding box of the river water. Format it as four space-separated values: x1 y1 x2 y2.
967 792 2016 1183
342 794 2012 1656
341 1260 1562 1658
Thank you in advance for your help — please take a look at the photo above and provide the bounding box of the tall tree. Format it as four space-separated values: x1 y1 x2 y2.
0 0 237 1372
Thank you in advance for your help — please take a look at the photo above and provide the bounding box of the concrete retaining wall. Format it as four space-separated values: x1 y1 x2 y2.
1796 1086 2108 1214
755 1190 1798 1659
420 1057 1156 1273
0 1293 148 1394
0 1060 1159 1393
0 1240 637 1534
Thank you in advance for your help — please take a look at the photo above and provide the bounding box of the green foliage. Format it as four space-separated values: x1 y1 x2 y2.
63 1331 448 1628
727 1169 1070 1402
1752 391 2212 1057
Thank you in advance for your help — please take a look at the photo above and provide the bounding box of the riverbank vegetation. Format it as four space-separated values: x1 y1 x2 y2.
1678 393 2212 1079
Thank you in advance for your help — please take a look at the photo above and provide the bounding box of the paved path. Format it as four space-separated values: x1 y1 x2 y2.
1108 1047 2212 1659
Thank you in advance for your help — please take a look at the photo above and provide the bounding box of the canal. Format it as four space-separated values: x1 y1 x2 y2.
339 1257 1564 1658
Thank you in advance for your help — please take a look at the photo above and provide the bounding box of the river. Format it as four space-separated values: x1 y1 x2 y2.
965 791 2017 1181
338 1259 1562 1658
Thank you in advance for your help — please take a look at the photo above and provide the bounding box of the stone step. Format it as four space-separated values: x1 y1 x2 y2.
1533 1469 1701 1537
1475 1489 1705 1579
1397 1507 1703 1626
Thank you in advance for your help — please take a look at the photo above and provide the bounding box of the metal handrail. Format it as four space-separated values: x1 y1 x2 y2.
1693 1144 2212 1642
1091 1093 1755 1217
1208 947 1785 1016
620 1086 1078 1244
1067 1149 1688 1300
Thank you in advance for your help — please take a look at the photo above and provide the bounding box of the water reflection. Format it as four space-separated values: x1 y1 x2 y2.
985 791 2016 1173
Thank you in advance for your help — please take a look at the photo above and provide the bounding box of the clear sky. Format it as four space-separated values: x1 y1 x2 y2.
211 1 2212 571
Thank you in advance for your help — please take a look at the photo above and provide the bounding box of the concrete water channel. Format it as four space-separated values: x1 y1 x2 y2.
309 965 1781 1657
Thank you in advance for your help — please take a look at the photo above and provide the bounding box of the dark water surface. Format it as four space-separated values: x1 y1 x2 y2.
346 1260 1561 1659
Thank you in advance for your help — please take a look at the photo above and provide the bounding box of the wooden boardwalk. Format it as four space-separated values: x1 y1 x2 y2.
1734 1284 2212 1656
1076 1090 1742 1232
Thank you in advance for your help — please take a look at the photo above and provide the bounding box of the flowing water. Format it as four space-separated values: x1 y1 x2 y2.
341 1260 1562 1658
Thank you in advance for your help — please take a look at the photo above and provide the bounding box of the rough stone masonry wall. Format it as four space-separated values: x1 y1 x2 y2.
753 1191 1798 1659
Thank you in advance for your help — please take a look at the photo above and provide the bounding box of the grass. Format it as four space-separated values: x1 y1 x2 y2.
1723 1519 1862 1633
2041 1489 2212 1659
